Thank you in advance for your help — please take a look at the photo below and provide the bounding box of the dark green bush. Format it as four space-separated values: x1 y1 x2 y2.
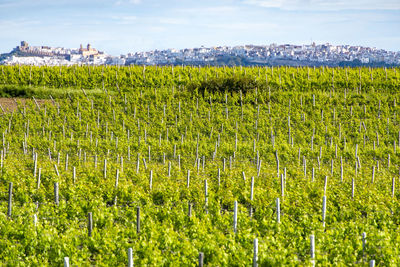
188 75 265 96
0 85 35 98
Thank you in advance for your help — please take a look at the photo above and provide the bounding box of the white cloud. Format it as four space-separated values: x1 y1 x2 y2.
158 18 189 25
202 22 278 31
147 26 166 32
242 0 400 10
175 6 239 15
0 18 41 28
110 15 137 24
115 0 141 6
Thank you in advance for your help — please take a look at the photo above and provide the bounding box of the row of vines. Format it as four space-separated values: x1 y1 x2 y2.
0 65 399 265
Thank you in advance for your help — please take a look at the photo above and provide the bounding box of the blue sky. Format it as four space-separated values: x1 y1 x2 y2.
0 0 399 55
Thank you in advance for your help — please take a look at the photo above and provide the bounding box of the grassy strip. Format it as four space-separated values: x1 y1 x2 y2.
0 84 110 99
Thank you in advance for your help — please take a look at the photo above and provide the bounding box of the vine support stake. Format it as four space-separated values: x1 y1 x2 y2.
32 96 41 111
198 252 204 267
103 159 107 179
188 202 192 218
253 238 258 267
250 176 254 217
322 196 327 227
392 177 395 198
128 248 133 267
73 167 76 184
310 234 315 260
276 198 281 223
204 179 208 213
371 166 375 183
54 182 59 206
7 182 12 218
149 170 153 190
33 154 37 177
37 168 41 189
233 200 238 233
88 212 93 237
362 232 367 258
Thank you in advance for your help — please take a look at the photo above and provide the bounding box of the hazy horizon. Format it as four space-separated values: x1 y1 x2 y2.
1 0 399 55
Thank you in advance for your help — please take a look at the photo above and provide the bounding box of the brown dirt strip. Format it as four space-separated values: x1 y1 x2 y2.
0 98 51 113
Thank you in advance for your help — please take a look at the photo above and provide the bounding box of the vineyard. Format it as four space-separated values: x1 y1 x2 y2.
0 65 399 266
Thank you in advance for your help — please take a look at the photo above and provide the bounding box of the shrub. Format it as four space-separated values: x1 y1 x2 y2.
0 85 34 98
188 75 265 96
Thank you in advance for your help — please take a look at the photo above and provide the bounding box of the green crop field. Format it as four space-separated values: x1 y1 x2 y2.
0 65 399 266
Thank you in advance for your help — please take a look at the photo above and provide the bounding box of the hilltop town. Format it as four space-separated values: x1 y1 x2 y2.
126 43 400 66
0 41 123 66
1 41 399 66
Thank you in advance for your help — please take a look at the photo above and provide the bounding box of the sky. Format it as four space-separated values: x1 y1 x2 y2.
0 0 399 55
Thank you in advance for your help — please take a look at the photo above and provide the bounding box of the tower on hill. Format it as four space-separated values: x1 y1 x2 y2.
79 43 99 57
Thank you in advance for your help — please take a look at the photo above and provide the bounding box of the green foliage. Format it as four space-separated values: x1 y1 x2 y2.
0 66 399 265
0 65 399 93
0 84 105 99
188 75 265 96
0 84 36 97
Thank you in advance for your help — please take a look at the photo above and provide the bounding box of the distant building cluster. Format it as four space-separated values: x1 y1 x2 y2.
125 43 400 66
78 43 99 57
1 41 399 66
17 41 70 57
2 41 111 66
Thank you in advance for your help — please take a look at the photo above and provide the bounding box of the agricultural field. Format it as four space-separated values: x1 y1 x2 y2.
0 65 399 266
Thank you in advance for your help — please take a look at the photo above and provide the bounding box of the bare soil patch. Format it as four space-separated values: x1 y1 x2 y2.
0 98 50 113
